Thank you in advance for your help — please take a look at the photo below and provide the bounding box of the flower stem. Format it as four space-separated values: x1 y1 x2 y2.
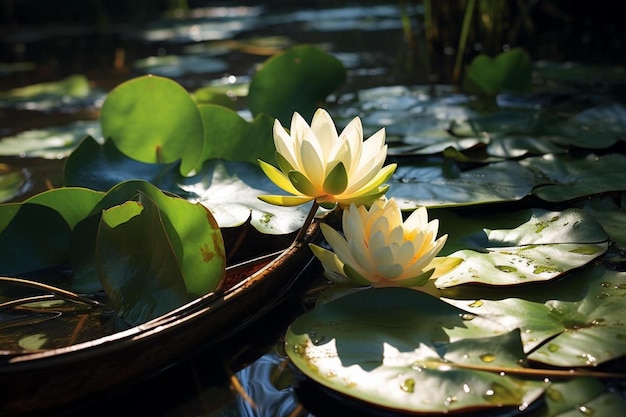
294 201 319 243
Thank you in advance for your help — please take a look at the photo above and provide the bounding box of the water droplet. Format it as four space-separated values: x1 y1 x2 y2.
596 293 610 299
615 283 626 289
591 318 605 326
578 353 597 366
293 344 305 355
480 353 496 363
444 396 458 407
578 405 595 415
462 384 471 393
482 382 521 405
400 378 415 393
460 313 476 321
600 281 611 288
548 343 560 352
468 300 483 308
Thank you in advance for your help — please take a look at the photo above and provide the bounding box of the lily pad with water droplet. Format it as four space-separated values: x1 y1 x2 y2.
442 266 626 367
285 287 545 414
434 208 608 287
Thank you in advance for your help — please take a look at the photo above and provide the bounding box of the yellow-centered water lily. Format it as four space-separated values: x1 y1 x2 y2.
258 108 397 208
309 197 462 290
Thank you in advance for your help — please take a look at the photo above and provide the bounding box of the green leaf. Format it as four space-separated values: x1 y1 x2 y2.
180 160 312 234
64 136 187 196
198 104 275 164
523 153 626 202
443 266 626 367
0 120 101 159
97 198 190 326
70 180 182 293
582 195 626 251
135 188 226 296
248 45 346 124
0 203 71 275
100 75 205 175
0 166 26 203
25 187 103 229
388 160 536 208
434 208 608 287
286 287 544 414
463 48 532 96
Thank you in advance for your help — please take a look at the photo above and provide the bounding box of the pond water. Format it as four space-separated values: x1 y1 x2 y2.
1 1 625 416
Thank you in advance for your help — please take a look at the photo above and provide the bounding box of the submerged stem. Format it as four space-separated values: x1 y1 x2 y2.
0 276 107 310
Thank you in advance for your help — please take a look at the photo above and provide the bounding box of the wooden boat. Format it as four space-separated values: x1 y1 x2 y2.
0 219 322 416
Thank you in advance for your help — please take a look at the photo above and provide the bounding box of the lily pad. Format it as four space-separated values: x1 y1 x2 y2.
0 166 26 203
582 195 626 251
100 75 205 175
181 159 312 234
285 287 545 414
64 136 187 196
442 267 626 368
198 104 275 164
97 189 225 325
523 153 626 202
0 121 101 159
248 45 347 124
434 208 608 287
388 160 536 208
463 48 532 96
0 203 71 275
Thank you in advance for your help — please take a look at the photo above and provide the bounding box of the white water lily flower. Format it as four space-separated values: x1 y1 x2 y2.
309 197 462 290
258 108 396 208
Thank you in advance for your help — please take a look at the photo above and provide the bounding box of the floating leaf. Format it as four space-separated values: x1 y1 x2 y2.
64 136 187 196
198 104 275 164
100 75 205 175
24 187 103 229
0 166 26 203
463 48 532 96
97 190 225 325
443 267 626 367
523 153 626 202
248 45 346 124
285 288 545 414
582 195 626 251
0 203 71 275
434 208 608 287
0 121 101 159
388 160 536 208
181 160 312 234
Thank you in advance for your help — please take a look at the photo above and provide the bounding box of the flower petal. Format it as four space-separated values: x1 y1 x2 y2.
258 159 301 195
257 194 313 207
309 244 349 284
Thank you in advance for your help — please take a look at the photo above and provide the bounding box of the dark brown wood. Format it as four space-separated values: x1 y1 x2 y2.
0 219 321 416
